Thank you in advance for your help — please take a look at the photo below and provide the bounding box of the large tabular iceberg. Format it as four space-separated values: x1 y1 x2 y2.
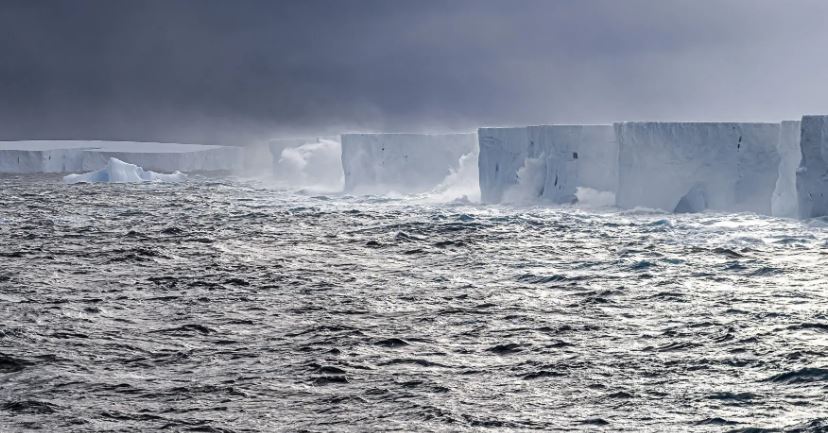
0 141 243 174
796 116 828 218
616 122 781 214
63 157 185 184
340 133 477 195
478 125 617 204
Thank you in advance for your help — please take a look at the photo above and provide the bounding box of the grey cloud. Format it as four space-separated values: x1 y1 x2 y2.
1 0 827 145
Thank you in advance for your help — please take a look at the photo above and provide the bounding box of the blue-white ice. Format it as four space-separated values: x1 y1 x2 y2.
477 125 617 205
0 141 243 174
797 116 828 218
772 121 802 218
63 158 185 184
616 122 781 214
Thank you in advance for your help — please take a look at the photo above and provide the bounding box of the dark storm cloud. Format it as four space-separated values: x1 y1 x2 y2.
2 0 828 145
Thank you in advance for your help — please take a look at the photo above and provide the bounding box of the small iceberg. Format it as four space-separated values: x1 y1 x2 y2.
63 157 186 184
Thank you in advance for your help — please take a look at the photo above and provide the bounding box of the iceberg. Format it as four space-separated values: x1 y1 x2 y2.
340 133 477 195
63 157 185 184
0 141 96 173
477 127 531 203
615 122 781 214
771 121 802 218
477 125 617 204
796 116 828 218
0 141 243 174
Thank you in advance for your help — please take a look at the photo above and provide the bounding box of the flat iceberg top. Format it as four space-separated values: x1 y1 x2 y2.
614 121 780 126
341 132 475 138
0 140 230 153
480 124 611 131
63 157 185 184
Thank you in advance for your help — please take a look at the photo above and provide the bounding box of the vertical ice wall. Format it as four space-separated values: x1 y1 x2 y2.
771 121 802 218
340 133 477 195
79 144 244 172
797 116 828 218
477 127 532 203
0 142 96 173
0 141 244 173
477 125 617 204
616 122 781 214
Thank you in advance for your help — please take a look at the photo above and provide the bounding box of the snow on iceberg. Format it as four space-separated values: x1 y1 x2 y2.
340 133 477 195
0 141 243 174
477 125 617 205
63 158 185 184
615 122 781 214
796 116 828 218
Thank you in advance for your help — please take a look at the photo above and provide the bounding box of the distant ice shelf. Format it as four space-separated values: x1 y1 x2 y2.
0 141 243 174
341 133 477 195
63 157 186 184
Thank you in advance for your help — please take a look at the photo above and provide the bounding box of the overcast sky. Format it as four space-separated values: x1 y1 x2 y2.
2 0 828 145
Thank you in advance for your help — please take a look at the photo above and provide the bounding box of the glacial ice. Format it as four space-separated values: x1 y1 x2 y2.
340 133 477 195
796 116 828 218
0 141 243 174
63 157 185 184
616 122 781 214
772 121 802 218
477 125 617 204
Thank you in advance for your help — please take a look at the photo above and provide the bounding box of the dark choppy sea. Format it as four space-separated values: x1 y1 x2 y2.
2 175 828 432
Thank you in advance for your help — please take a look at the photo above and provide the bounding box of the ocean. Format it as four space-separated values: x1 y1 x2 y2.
2 174 828 432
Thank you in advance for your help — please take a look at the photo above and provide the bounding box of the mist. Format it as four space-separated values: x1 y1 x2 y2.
2 0 828 145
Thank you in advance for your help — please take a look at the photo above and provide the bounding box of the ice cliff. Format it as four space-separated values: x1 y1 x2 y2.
796 116 828 218
477 125 617 204
615 122 781 214
341 133 477 195
0 141 243 174
772 121 802 218
63 158 185 184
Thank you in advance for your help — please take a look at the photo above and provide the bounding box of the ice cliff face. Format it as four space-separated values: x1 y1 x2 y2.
796 116 828 218
0 142 96 173
63 158 185 184
477 127 531 203
477 125 617 204
771 121 802 218
341 133 477 195
0 141 243 174
616 122 781 214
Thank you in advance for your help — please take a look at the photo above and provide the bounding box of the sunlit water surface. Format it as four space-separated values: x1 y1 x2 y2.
2 175 828 432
